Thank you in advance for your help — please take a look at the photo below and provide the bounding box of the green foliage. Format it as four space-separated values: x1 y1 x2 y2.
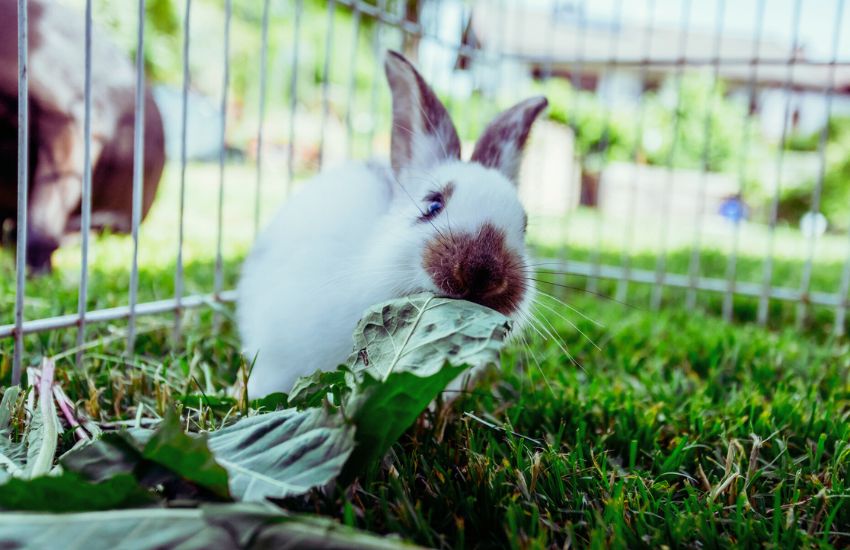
344 367 466 477
292 292 850 548
0 472 156 512
61 432 149 483
347 294 511 380
341 294 510 473
0 292 510 546
777 116 850 229
820 156 850 229
287 367 351 410
203 293 511 497
206 407 355 502
143 409 230 499
540 73 756 175
78 0 182 84
643 73 750 173
818 117 850 229
0 387 24 482
785 116 850 152
0 503 413 549
59 414 230 501
538 79 635 167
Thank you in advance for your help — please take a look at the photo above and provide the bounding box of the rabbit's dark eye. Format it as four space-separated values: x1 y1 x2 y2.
420 192 444 221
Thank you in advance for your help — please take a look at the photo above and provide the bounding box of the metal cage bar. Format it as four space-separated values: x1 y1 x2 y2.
366 0 387 157
286 0 304 188
587 0 625 295
125 0 147 356
722 0 766 323
253 0 271 239
173 0 193 342
5 0 850 368
685 0 726 310
344 5 362 158
318 0 336 169
552 0 588 286
796 0 845 328
75 0 94 369
650 0 692 311
757 0 805 326
12 0 29 386
616 0 656 303
213 0 232 304
839 231 850 335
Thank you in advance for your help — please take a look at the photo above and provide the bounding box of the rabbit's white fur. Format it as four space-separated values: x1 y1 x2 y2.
238 160 533 396
238 51 547 397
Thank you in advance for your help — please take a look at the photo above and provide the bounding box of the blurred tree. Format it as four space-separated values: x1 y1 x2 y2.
778 117 850 230
642 74 750 174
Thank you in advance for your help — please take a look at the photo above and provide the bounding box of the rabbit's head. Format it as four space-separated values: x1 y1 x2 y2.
381 51 547 321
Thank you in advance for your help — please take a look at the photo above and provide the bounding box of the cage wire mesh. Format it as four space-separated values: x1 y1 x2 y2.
3 0 850 386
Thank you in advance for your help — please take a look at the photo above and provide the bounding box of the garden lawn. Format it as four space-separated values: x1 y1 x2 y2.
295 291 850 548
1 253 848 547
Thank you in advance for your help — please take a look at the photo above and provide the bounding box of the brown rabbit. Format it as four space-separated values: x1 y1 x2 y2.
0 0 165 274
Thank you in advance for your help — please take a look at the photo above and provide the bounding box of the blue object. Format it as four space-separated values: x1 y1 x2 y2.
719 196 748 223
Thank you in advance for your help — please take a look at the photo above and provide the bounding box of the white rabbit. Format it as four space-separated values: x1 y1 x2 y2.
237 51 548 397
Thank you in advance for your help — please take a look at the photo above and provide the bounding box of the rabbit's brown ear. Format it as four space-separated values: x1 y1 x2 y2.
471 97 548 184
385 50 460 176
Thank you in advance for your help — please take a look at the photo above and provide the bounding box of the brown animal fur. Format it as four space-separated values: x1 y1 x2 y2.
0 0 165 273
423 223 526 315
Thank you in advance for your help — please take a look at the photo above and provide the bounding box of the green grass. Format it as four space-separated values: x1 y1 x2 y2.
2 279 848 547
1 163 849 547
313 298 850 548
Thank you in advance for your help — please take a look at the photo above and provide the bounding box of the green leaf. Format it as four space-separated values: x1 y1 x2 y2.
0 471 157 512
0 386 20 429
341 293 512 472
343 365 467 476
25 385 60 478
175 394 237 410
244 511 421 549
0 507 226 548
142 410 231 499
287 366 352 410
61 432 144 483
0 503 421 549
250 392 288 412
0 387 25 480
207 407 355 502
62 415 231 501
347 293 511 380
0 437 25 482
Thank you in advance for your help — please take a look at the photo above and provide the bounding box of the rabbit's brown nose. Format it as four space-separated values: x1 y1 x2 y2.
423 223 525 315
456 257 503 299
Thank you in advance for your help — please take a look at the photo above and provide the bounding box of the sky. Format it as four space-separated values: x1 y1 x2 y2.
522 0 850 61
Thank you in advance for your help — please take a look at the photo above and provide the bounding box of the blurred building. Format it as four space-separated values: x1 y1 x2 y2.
456 0 850 140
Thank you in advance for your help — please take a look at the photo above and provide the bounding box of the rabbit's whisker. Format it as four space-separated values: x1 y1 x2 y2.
532 312 587 374
532 288 605 328
528 277 639 310
533 296 601 352
514 311 556 397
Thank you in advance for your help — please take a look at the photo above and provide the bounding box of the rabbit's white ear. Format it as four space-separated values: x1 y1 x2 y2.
385 50 461 177
471 96 548 184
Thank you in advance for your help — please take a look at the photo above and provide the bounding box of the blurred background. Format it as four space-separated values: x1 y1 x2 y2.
3 0 850 366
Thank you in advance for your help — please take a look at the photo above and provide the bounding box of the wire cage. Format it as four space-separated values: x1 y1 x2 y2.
3 0 850 387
